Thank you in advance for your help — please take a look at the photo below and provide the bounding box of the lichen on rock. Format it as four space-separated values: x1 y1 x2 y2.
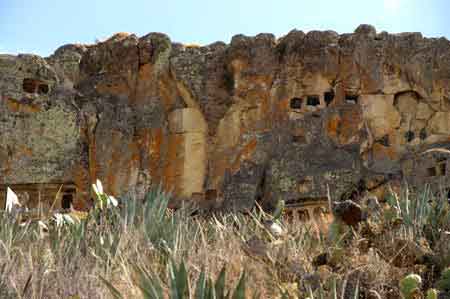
1 24 450 211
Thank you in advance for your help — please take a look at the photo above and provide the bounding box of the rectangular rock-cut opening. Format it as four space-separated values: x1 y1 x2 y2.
306 95 320 106
0 183 77 210
345 94 359 104
61 193 73 209
324 91 335 106
290 97 303 109
427 167 437 177
405 131 415 142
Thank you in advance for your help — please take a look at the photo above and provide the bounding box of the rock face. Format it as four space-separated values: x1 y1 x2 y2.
1 25 450 211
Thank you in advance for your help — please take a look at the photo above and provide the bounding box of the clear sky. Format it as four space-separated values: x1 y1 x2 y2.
1 0 449 57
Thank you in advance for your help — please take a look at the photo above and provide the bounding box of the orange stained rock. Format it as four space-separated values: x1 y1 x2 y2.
134 63 155 104
372 142 400 161
72 164 90 210
158 73 178 111
339 108 362 140
277 98 291 114
326 107 363 145
163 134 184 194
87 132 97 192
17 145 33 158
149 128 164 182
231 138 258 174
6 98 41 113
326 114 340 140
90 130 118 196
134 127 164 180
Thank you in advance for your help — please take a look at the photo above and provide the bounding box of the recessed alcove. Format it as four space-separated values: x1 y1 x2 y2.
290 97 303 109
306 95 320 106
61 193 73 209
404 131 415 142
324 90 335 106
23 78 38 93
22 78 49 94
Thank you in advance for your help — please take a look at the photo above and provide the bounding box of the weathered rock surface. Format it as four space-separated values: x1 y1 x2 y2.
1 25 450 210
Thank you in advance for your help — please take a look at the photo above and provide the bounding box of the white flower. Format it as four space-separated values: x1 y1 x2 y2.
92 179 119 209
63 214 76 225
38 221 48 231
92 179 104 195
5 187 21 213
108 195 118 207
19 221 29 227
263 220 284 237
54 213 64 227
53 213 77 227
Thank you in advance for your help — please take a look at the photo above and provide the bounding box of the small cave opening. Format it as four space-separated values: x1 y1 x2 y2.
61 193 73 209
345 94 359 104
22 78 38 93
324 90 335 106
290 97 303 109
38 84 49 94
306 95 320 106
405 131 415 142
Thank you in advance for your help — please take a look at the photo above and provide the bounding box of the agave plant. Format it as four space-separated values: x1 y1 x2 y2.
385 185 450 243
101 259 247 299
304 275 360 299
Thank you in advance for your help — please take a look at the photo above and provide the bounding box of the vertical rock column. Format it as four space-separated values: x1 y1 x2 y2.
166 108 207 198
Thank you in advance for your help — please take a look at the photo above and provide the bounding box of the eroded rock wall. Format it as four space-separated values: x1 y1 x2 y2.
1 25 449 210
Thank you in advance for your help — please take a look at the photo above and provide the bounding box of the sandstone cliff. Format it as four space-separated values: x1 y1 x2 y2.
1 25 449 211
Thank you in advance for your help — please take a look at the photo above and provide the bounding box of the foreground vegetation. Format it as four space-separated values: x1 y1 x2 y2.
0 182 450 298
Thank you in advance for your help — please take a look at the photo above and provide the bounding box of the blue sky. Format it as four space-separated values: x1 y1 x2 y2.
1 0 449 57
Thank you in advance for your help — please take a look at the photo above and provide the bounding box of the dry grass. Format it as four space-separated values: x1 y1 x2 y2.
0 185 449 298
